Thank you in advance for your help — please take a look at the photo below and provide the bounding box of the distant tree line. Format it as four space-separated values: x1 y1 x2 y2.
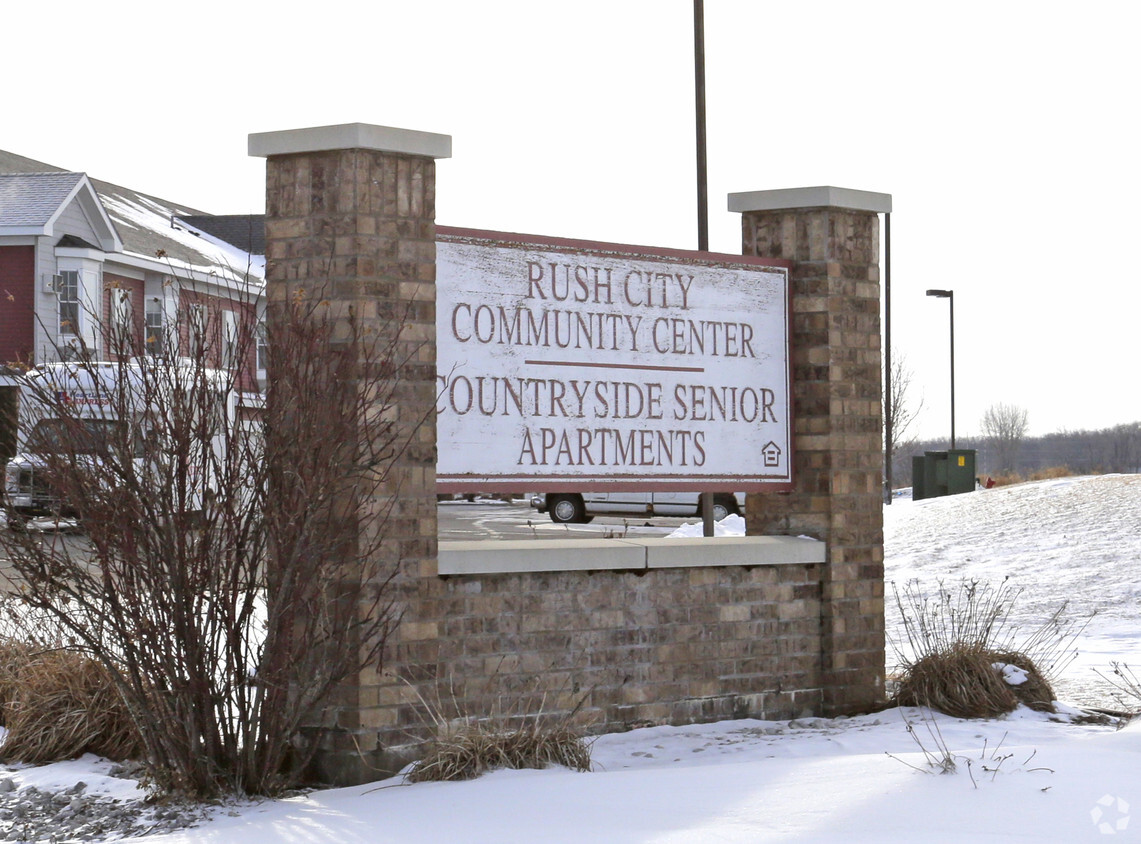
890 421 1141 488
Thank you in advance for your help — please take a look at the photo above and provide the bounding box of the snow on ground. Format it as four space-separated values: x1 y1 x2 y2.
885 474 1141 707
667 512 747 537
1 754 144 804
3 475 1141 842
133 708 1139 843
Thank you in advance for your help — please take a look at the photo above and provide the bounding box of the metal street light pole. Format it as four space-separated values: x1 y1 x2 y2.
694 0 708 253
925 289 955 449
884 212 892 504
694 0 715 537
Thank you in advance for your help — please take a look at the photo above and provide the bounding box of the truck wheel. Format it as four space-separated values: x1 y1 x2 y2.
715 494 741 521
549 494 585 524
701 495 739 522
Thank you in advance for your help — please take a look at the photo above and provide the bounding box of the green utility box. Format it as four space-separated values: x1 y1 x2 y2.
912 449 976 500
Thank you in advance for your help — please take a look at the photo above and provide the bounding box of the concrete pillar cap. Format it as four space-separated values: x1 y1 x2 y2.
728 186 891 214
249 122 452 160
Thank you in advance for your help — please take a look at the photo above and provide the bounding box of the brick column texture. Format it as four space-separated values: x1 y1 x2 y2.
741 205 885 714
262 145 438 783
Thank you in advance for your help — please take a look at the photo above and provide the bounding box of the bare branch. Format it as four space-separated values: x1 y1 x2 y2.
0 278 426 797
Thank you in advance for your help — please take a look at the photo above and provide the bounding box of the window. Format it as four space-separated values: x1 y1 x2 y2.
188 304 208 359
110 288 132 352
256 321 268 372
27 418 125 456
222 309 239 370
58 270 80 337
145 299 166 356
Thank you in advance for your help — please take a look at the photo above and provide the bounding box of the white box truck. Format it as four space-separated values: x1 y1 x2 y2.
3 359 235 524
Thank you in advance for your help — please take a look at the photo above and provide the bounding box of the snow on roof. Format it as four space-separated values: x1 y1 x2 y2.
0 149 263 288
98 189 264 286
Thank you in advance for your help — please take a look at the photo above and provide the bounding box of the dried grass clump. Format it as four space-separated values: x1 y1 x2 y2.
988 467 1077 488
0 645 141 763
398 664 596 784
405 720 591 783
889 579 1087 718
894 647 1055 718
1029 466 1076 482
0 638 33 722
990 650 1056 711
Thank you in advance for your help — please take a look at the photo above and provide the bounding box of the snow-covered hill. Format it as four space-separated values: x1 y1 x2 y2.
886 474 1141 706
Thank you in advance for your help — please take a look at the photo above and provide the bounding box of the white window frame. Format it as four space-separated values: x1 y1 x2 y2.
222 309 239 370
110 288 133 352
145 298 166 356
57 270 81 338
54 253 104 359
188 304 208 359
256 319 268 375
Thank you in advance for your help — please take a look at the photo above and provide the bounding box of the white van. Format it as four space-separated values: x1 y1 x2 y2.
3 359 235 523
529 491 745 524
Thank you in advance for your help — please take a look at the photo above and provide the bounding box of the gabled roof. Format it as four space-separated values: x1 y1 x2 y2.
0 172 85 227
0 171 122 252
0 150 264 287
0 150 65 177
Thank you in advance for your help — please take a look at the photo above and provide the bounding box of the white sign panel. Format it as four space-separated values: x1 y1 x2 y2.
436 232 791 491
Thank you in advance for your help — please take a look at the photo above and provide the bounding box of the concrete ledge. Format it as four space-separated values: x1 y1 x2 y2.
249 122 452 160
629 535 826 568
728 186 891 214
439 539 646 575
438 536 825 575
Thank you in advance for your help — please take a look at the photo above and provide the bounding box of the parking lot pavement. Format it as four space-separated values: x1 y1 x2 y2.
0 501 693 586
437 499 686 541
0 521 91 593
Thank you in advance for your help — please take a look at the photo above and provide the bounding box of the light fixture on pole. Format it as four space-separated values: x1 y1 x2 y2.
925 289 955 449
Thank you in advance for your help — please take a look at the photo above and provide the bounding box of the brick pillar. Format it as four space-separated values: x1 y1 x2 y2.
730 186 890 715
250 123 450 783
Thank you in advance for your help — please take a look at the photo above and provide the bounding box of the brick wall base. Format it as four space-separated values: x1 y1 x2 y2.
316 561 823 783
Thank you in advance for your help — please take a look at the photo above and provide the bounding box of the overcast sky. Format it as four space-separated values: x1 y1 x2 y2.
5 1 1137 440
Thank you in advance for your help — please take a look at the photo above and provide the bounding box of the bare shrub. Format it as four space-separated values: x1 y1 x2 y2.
0 281 427 797
889 579 1087 718
890 707 1055 786
1094 662 1141 714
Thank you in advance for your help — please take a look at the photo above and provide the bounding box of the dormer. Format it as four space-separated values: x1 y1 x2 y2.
0 172 122 252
